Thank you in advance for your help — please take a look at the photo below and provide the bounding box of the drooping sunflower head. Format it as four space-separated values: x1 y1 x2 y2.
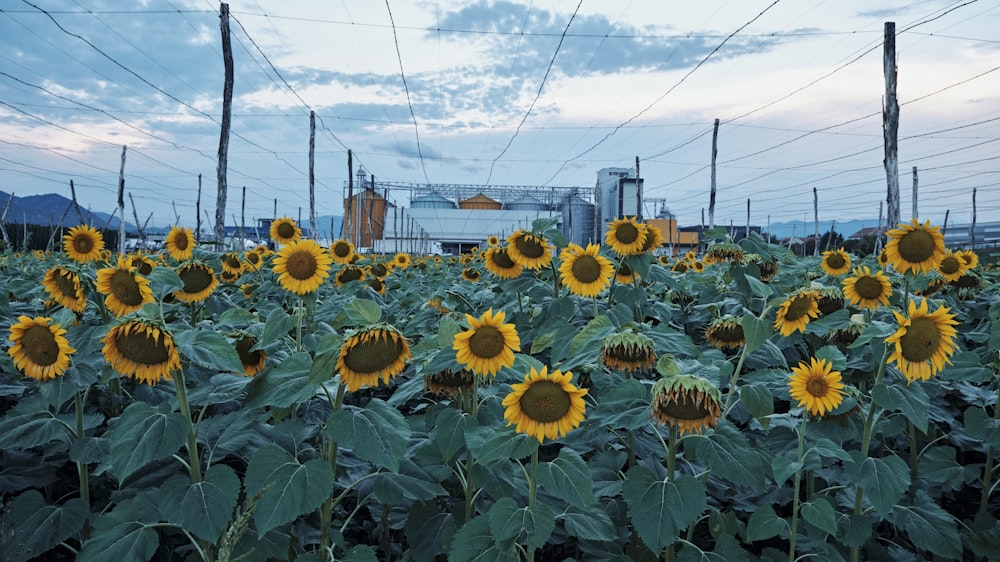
219 268 241 284
671 260 689 273
424 368 476 399
461 268 481 282
234 335 265 376
165 225 196 261
95 256 154 317
600 330 656 373
936 250 966 283
427 295 450 314
42 266 87 313
483 246 523 279
453 308 521 376
558 243 614 298
365 276 386 295
955 250 979 270
919 277 947 297
639 223 665 254
128 253 156 276
101 319 182 385
174 262 219 303
63 225 105 263
820 248 852 276
502 365 588 443
7 315 76 381
269 217 301 245
651 373 722 436
884 219 946 275
335 324 411 392
329 239 356 264
814 284 844 315
335 265 366 287
842 266 892 310
774 291 820 336
788 357 845 417
885 298 959 383
369 261 390 278
272 239 333 295
704 241 744 265
705 315 745 350
505 230 553 270
605 217 648 256
749 255 779 282
221 252 244 276
615 259 639 284
243 249 264 271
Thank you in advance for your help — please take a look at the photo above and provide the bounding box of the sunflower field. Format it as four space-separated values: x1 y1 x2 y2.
1 216 999 562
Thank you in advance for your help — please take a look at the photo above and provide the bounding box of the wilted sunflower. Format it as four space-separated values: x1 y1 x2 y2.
483 247 523 279
788 357 845 416
461 268 481 282
335 265 366 287
691 260 705 273
234 335 265 376
174 262 219 303
128 253 156 276
240 283 256 300
920 277 947 297
427 295 450 313
243 249 264 271
884 219 946 275
885 298 959 382
272 239 333 295
101 319 182 384
605 217 647 256
955 249 978 270
601 331 656 372
335 325 411 392
165 225 196 261
639 223 665 254
936 250 966 283
487 235 501 247
329 239 355 264
651 374 722 435
774 291 820 336
842 266 892 310
42 266 87 313
393 252 412 269
502 366 588 443
221 252 244 276
424 368 476 398
95 257 154 316
615 260 639 284
219 268 241 284
365 276 386 295
558 243 614 297
369 261 390 278
62 225 105 263
671 261 689 273
506 230 553 270
815 285 844 315
705 316 745 350
453 308 521 376
7 316 76 381
821 248 852 276
657 255 672 266
269 217 301 245
704 241 744 264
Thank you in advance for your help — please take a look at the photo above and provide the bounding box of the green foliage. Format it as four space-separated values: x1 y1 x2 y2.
244 444 335 538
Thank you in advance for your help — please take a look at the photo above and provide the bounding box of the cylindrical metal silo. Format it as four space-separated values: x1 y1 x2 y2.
503 194 548 211
411 193 456 209
459 193 502 210
559 195 596 247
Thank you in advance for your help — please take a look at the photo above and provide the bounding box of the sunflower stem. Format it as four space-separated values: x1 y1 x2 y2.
74 389 91 538
173 368 202 483
979 376 1000 517
789 416 807 562
526 447 539 562
320 381 347 552
722 343 751 414
850 345 889 562
663 423 679 562
295 296 304 352
464 375 480 523
549 258 560 298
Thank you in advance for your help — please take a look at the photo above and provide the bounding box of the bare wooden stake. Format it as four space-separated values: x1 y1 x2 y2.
883 21 901 229
912 166 918 220
216 2 234 243
196 173 202 242
118 145 127 255
241 185 246 248
709 118 719 230
69 180 85 224
971 187 977 250
309 110 317 238
635 156 642 221
746 198 750 240
346 150 354 242
943 209 950 239
0 192 13 245
813 187 820 257
129 192 146 246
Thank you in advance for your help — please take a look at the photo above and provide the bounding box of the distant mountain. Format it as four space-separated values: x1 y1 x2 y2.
762 215 953 240
0 191 133 232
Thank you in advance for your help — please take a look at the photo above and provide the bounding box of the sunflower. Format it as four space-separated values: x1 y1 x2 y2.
128 253 156 276
427 295 450 314
243 249 264 271
369 262 390 278
788 357 845 416
453 308 521 376
269 217 301 245
884 219 946 275
877 248 890 268
820 248 852 276
657 255 672 266
506 230 553 270
42 266 87 313
936 250 966 283
272 239 333 295
955 249 978 270
885 298 959 382
174 262 218 303
165 225 196 261
424 368 476 398
219 268 241 284
920 277 947 297
95 257 155 317
335 265 366 287
240 283 256 300
671 261 689 273
685 250 697 261
815 285 844 315
615 260 639 284
651 374 722 435
601 331 656 372
461 268 481 282
705 316 745 350
329 239 355 264
559 243 614 297
774 291 820 336
639 223 665 254
842 266 892 310
335 325 411 392
487 235 501 247
365 276 386 295
7 316 76 381
605 217 647 256
691 260 705 273
392 252 412 269
483 247 523 279
234 336 265 376
101 319 182 384
62 225 105 263
502 365 588 443
220 252 244 276
704 241 744 264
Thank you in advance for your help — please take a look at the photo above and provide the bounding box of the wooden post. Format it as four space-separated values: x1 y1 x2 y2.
943 209 950 239
875 201 884 254
118 145 127 255
346 150 354 244
172 202 180 226
241 186 246 248
0 192 13 246
971 188 977 250
635 156 642 221
215 2 234 243
709 118 719 230
746 198 750 240
69 180 85 224
46 204 73 251
911 166 918 220
813 187 820 256
883 21 901 229
273 198 277 221
195 173 202 242
129 193 146 246
309 110 316 239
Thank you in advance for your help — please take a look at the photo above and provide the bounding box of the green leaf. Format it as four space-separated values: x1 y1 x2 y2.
918 446 973 489
147 266 183 298
106 401 187 482
738 383 773 422
691 421 766 490
800 498 837 536
373 459 448 504
892 489 962 559
745 275 773 299
568 315 614 357
448 514 518 562
404 502 455 560
871 382 929 433
587 378 650 430
343 298 383 325
537 448 592 509
3 491 88 562
746 504 786 542
0 409 73 450
488 497 556 551
173 329 244 373
260 307 296 347
807 438 853 463
327 399 410 472
622 466 707 553
560 506 617 542
938 351 993 383
159 464 240 542
187 373 252 407
244 352 317 409
473 428 538 464
343 545 379 562
244 444 335 538
771 454 802 487
844 452 910 519
838 513 871 548
78 519 158 562
437 314 463 348
740 314 772 353
434 407 477 462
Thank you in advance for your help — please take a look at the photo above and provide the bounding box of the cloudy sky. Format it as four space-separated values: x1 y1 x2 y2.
1 0 998 231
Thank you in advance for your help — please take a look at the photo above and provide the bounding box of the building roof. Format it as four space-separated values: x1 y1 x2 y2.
848 226 887 239
381 207 561 244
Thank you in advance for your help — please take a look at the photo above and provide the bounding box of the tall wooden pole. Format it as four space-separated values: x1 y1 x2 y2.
943 209 950 239
875 201 884 254
709 118 719 230
971 188 977 250
309 110 316 238
0 193 12 245
69 180 84 224
813 187 820 256
911 166 918 220
195 174 202 242
746 198 750 240
883 21 900 229
241 186 246 247
346 150 354 243
118 145 127 255
635 156 642 221
215 3 234 243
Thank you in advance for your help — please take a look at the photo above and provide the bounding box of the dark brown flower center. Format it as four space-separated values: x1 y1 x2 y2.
223 254 242 270
54 269 79 298
343 332 403 374
939 256 961 275
116 325 171 365
332 242 352 258
286 251 318 280
825 254 846 269
514 234 545 259
73 234 94 254
614 223 640 245
519 380 571 423
463 269 480 280
111 270 145 305
178 265 213 293
710 323 744 343
806 375 829 397
276 222 297 239
897 229 935 263
468 325 505 359
855 276 885 299
492 249 517 269
236 337 262 368
571 255 601 283
899 317 940 362
22 325 59 366
785 295 814 321
339 267 363 283
172 233 189 251
605 343 653 362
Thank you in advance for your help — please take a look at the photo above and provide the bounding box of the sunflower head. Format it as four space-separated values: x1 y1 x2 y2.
365 276 386 294
651 373 722 435
174 262 219 303
558 243 614 297
427 295 450 313
484 247 523 279
95 256 154 317
821 248 852 276
221 252 244 276
691 260 705 273
101 319 182 384
453 308 521 376
502 365 588 443
335 265 366 287
936 250 966 283
329 239 356 264
842 266 892 310
219 268 241 284
128 253 156 276
639 223 665 254
42 266 87 313
671 261 689 273
369 262 390 278
955 250 978 270
424 368 476 398
393 252 412 269
884 219 946 275
605 217 648 256
657 255 672 266
63 225 105 263
814 284 844 315
885 298 959 382
273 239 333 295
7 315 76 381
600 330 656 373
243 249 264 271
705 316 745 350
269 217 302 245
487 235 501 247
704 241 744 265
774 291 820 336
788 357 845 416
506 230 553 270
235 335 265 376
335 324 411 392
165 225 196 261
461 268 481 282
